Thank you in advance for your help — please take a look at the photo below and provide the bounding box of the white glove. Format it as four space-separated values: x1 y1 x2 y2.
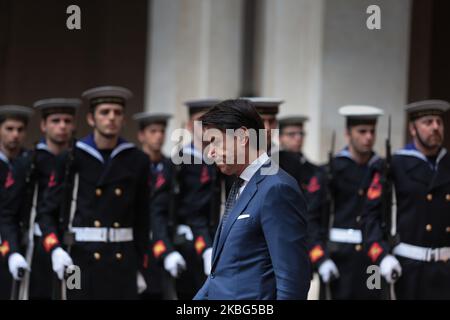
51 247 74 280
8 253 30 280
163 251 187 278
176 225 194 241
202 247 212 276
380 254 402 283
318 259 340 283
137 271 147 294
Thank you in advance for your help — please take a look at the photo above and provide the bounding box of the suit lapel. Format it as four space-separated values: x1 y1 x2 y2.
211 169 266 269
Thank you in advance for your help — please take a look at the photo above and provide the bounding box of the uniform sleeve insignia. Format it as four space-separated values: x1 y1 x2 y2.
4 170 15 189
195 236 206 255
306 176 321 193
309 245 325 263
142 253 149 269
43 233 59 252
368 242 383 263
155 172 166 189
367 172 382 200
0 241 10 257
200 166 210 184
153 240 167 259
48 170 57 187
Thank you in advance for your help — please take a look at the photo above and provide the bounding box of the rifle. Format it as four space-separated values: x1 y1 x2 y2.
161 138 183 300
10 144 39 300
319 131 336 300
380 115 399 300
10 268 25 300
52 135 78 300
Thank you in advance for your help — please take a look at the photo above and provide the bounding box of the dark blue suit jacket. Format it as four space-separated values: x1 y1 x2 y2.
194 161 311 300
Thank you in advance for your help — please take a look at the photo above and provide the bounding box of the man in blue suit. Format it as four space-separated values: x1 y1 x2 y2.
194 99 311 300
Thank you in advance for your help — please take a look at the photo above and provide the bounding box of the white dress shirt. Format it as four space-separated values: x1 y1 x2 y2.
237 152 270 197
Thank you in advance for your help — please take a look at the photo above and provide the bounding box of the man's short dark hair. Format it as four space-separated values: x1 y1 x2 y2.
199 99 266 149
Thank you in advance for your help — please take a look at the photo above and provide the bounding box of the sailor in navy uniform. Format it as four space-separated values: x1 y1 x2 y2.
241 98 320 195
308 105 384 299
0 99 80 299
363 100 450 299
0 105 34 299
38 86 151 299
148 99 221 299
132 111 174 299
278 116 320 198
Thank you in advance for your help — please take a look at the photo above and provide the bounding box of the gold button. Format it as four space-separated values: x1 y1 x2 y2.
446 226 450 233
96 188 102 197
355 244 362 252
115 253 123 260
94 252 101 260
426 194 433 201
426 224 432 232
446 194 450 201
94 220 101 228
115 188 122 197
358 189 364 196
113 222 120 228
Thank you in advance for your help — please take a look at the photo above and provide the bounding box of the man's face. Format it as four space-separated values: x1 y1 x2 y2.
87 103 124 138
280 124 305 152
138 123 166 152
346 124 376 155
0 119 27 151
410 115 444 151
41 113 75 145
204 127 246 176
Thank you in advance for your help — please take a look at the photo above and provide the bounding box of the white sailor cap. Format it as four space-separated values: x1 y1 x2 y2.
278 116 309 130
0 105 34 124
33 98 81 117
184 98 222 117
132 112 172 130
339 105 384 126
82 86 133 108
240 97 284 115
405 100 450 120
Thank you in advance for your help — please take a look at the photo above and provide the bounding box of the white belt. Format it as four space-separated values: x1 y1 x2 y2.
393 242 450 262
329 228 362 244
72 227 134 242
34 224 42 237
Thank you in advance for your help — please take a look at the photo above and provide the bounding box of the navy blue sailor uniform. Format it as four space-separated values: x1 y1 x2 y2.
0 151 15 299
0 141 58 299
150 144 217 299
140 155 173 299
0 149 31 299
307 148 383 299
38 134 151 299
275 150 320 201
362 144 450 299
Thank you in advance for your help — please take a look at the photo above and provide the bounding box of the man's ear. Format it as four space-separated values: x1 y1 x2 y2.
86 112 95 128
137 130 145 144
345 127 351 140
40 119 46 133
409 121 416 138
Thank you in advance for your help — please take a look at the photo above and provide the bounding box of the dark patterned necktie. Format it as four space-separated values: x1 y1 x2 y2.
221 177 244 231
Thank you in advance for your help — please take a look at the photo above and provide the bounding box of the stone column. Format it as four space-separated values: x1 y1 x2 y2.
143 0 244 153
